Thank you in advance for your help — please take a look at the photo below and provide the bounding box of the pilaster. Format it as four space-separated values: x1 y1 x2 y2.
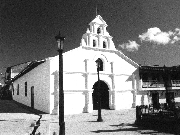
86 34 89 46
132 90 136 108
110 62 115 89
84 59 89 73
107 38 110 49
83 59 93 113
83 90 93 113
109 61 116 109
109 90 116 110
88 34 92 47
132 74 137 108
112 91 116 110
98 35 102 48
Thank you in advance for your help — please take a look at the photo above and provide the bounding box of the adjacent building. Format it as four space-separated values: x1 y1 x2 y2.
136 65 180 108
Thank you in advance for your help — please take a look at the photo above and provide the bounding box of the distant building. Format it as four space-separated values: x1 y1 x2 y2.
0 62 31 99
5 62 31 81
11 15 139 115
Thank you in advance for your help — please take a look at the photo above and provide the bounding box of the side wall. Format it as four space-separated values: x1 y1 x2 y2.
12 61 51 113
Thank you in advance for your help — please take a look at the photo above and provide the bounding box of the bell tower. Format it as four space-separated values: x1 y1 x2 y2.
81 15 116 50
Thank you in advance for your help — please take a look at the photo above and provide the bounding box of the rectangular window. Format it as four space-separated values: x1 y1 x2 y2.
17 84 19 95
25 82 27 96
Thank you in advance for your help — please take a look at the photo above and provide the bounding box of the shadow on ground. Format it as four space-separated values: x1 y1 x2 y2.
0 99 46 115
91 121 180 134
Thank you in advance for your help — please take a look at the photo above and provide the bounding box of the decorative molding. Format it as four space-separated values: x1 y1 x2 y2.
82 46 116 52
64 71 130 77
81 46 139 68
64 89 93 93
114 89 134 93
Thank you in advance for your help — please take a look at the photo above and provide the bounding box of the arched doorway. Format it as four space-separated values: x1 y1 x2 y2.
92 80 109 110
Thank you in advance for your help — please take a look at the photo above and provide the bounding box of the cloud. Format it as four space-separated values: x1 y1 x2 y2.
119 27 180 52
170 28 180 44
139 27 172 45
139 27 180 45
119 40 140 52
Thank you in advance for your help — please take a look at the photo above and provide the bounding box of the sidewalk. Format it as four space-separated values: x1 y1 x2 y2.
0 113 40 135
0 100 40 135
0 100 54 135
35 114 59 135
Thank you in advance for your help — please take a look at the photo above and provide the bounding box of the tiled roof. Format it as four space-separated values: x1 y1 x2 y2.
140 65 180 72
10 60 45 83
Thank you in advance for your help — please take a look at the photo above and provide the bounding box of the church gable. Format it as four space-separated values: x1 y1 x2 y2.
89 15 107 26
64 15 139 72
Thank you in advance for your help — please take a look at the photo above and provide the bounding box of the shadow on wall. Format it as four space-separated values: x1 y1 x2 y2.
51 71 59 115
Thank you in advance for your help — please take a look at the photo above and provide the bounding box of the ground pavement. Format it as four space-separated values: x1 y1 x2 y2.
64 109 178 135
38 109 178 135
0 100 179 135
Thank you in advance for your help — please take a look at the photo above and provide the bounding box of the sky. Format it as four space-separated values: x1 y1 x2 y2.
1 0 180 74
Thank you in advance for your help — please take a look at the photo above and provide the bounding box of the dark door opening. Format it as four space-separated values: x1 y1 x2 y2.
92 80 109 110
152 93 159 108
166 92 174 107
31 86 34 109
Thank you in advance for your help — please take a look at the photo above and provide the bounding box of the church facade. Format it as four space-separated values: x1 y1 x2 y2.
11 15 139 115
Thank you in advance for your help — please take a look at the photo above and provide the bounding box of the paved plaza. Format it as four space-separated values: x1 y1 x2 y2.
0 100 179 135
62 109 178 135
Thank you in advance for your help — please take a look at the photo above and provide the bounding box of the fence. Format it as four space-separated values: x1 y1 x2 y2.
136 105 180 123
142 80 164 88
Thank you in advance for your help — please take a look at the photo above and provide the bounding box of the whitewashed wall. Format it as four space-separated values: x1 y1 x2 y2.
49 54 87 115
13 60 51 113
115 91 134 109
63 47 137 111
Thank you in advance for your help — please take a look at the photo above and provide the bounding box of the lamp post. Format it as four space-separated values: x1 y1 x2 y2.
55 32 65 135
95 58 103 122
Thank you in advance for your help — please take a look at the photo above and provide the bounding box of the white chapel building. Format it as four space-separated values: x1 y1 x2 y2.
11 15 139 115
